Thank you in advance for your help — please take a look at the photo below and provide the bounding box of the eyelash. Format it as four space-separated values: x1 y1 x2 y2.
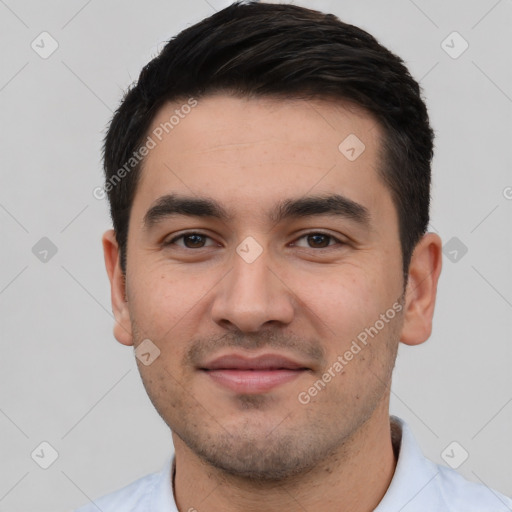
163 231 345 250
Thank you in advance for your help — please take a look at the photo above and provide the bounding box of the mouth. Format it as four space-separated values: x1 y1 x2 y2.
199 353 310 394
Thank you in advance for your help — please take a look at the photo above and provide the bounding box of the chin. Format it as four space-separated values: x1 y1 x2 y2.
175 419 333 482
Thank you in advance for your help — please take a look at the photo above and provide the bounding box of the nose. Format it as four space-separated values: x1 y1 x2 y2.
210 244 295 333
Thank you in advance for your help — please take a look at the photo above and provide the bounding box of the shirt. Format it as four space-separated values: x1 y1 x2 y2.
73 415 512 511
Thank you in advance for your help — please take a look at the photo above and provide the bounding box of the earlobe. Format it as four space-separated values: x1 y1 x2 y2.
400 232 443 346
102 229 134 346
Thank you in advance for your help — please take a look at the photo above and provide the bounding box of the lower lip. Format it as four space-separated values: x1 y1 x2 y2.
204 369 305 393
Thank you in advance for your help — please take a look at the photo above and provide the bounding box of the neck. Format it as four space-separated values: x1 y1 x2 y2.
171 402 398 512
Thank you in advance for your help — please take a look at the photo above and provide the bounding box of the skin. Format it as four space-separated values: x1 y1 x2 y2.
103 95 442 512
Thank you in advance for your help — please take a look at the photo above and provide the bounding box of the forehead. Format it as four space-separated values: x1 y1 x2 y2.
133 94 392 226
145 94 381 161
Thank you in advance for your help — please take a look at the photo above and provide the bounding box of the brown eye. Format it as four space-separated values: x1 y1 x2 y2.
293 232 342 249
164 232 216 249
306 233 332 248
183 234 206 248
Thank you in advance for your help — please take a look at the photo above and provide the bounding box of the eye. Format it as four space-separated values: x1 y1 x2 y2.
292 232 343 249
163 231 344 251
164 232 217 249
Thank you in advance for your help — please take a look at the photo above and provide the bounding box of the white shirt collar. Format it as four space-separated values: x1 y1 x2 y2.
374 415 443 510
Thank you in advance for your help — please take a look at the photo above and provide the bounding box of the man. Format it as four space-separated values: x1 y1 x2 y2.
76 1 512 511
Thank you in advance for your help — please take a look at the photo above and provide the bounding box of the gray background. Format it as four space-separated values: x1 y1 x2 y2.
0 0 511 510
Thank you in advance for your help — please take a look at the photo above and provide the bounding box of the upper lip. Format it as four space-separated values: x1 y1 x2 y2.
200 353 309 371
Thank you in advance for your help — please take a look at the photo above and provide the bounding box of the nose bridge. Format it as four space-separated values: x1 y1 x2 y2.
233 241 272 297
211 238 294 331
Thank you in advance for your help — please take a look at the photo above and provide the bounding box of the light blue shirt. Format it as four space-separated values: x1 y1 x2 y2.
74 416 512 511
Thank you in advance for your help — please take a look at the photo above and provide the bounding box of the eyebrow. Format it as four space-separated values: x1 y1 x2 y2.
143 193 371 230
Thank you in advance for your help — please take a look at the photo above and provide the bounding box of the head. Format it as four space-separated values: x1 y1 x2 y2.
102 1 442 480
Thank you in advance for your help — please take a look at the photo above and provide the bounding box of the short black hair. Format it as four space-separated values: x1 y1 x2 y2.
103 0 434 282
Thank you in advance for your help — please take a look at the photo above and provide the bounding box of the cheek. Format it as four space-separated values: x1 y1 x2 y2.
293 264 381 340
127 270 216 376
128 269 206 334
137 359 187 418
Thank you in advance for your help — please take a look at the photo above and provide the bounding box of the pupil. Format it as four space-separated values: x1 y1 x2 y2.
309 234 328 248
185 234 204 248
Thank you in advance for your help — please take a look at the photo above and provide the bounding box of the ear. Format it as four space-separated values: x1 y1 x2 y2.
102 229 133 346
400 232 443 346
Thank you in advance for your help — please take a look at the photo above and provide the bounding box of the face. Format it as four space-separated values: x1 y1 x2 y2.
112 95 409 479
